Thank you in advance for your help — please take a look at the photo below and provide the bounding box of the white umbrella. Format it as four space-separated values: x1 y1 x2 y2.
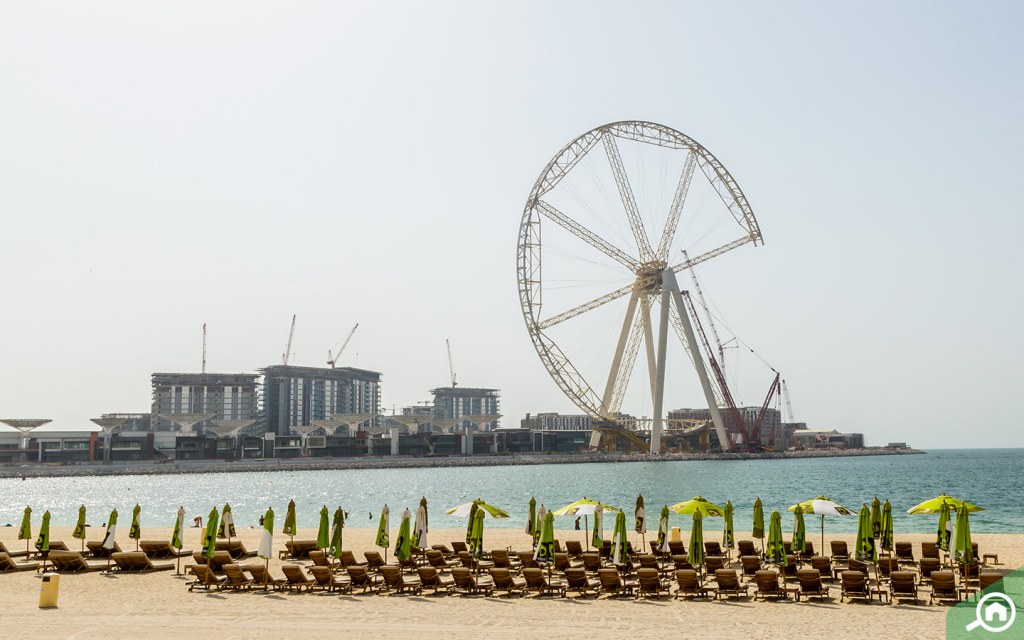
413 504 428 549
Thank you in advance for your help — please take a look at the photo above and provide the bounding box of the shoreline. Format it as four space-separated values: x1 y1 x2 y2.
0 447 924 479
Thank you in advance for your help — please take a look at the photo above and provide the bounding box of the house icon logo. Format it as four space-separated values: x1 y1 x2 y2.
967 593 1017 633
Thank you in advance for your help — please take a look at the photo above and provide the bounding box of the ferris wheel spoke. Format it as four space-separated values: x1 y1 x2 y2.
535 200 638 270
602 135 656 264
601 291 640 412
609 294 652 414
668 236 755 275
536 280 635 331
654 151 697 261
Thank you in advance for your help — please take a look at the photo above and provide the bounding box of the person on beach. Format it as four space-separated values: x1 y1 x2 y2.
194 516 203 528
574 517 581 530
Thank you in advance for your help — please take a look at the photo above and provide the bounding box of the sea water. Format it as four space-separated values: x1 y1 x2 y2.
1 449 1020 535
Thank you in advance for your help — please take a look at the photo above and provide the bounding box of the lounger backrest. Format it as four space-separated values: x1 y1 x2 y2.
848 559 868 573
980 573 1003 591
224 564 248 583
894 542 913 558
755 570 779 591
706 556 725 571
282 565 309 583
741 555 761 573
715 569 739 589
565 541 583 556
365 551 384 568
522 567 545 588
309 565 332 585
890 571 916 591
418 567 439 586
810 556 830 571
637 567 660 591
797 568 822 590
451 567 474 588
347 565 370 585
841 570 867 592
705 542 721 555
668 541 686 555
598 568 622 590
931 571 956 594
737 541 755 555
675 569 699 589
380 565 402 587
638 554 658 569
489 567 510 587
582 553 601 571
451 542 468 553
919 557 940 577
0 553 15 571
921 542 938 559
554 552 570 571
830 541 848 556
518 552 537 568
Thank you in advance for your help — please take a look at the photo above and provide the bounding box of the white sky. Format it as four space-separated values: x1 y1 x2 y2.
2 2 1021 448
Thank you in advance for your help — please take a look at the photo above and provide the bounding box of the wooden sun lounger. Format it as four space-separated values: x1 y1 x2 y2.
33 541 70 559
281 565 316 591
243 564 286 591
139 540 192 559
380 565 423 595
0 552 39 573
674 569 710 599
47 550 106 573
0 541 30 559
418 566 456 595
564 567 601 598
188 564 228 591
216 540 258 559
310 565 352 593
110 551 175 573
452 567 496 596
221 564 254 590
279 540 318 560
86 540 122 558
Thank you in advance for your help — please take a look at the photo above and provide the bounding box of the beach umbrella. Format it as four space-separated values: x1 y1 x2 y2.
464 502 479 545
257 507 274 588
592 505 604 550
792 504 806 556
870 497 882 539
766 511 787 566
752 497 765 549
906 493 984 515
937 501 953 552
171 506 186 575
526 497 536 539
880 500 894 554
722 501 735 554
395 508 413 563
102 509 118 572
35 510 51 556
535 510 556 564
469 508 485 569
315 505 330 550
72 505 87 551
655 506 670 554
18 506 31 556
446 498 511 519
688 511 705 572
855 504 877 563
129 503 142 550
203 507 219 559
218 503 236 541
329 507 345 557
420 496 429 532
413 503 427 549
669 496 725 517
375 504 390 562
553 497 617 551
533 504 546 548
634 494 646 534
788 496 854 551
952 505 974 565
282 499 297 542
610 510 629 566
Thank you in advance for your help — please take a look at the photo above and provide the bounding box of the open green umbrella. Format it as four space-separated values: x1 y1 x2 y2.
952 505 973 565
72 505 87 551
723 501 735 554
610 510 629 565
395 508 413 563
870 497 882 539
257 507 275 560
752 497 765 545
526 497 536 539
880 500 894 554
282 499 297 542
315 505 330 550
18 506 31 557
218 503 236 541
203 507 219 559
329 507 345 558
535 510 556 564
129 504 141 550
592 505 604 550
907 494 984 515
766 511 786 565
171 506 186 575
688 510 705 572
375 504 390 561
634 495 646 534
655 506 670 554
937 501 952 552
670 496 725 517
855 503 876 563
792 504 806 556
446 499 510 519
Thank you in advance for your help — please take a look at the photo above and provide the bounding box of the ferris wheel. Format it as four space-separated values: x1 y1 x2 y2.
516 121 763 452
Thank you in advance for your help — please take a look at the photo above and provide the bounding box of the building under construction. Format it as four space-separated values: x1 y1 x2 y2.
429 387 500 431
262 365 381 436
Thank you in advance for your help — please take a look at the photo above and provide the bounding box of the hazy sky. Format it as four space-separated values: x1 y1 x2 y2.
2 2 1021 448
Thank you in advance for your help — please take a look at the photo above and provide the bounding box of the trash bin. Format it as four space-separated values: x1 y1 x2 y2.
670 526 681 543
38 572 60 608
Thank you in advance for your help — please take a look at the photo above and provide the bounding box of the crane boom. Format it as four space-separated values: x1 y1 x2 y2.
683 250 728 370
282 314 296 365
782 379 795 423
327 323 359 368
446 339 457 387
750 372 781 443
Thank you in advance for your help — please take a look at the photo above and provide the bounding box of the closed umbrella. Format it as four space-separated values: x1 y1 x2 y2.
469 508 485 571
610 510 629 566
634 494 646 550
870 497 882 539
855 504 876 563
655 506 670 554
171 506 186 575
282 499 297 543
316 506 330 550
101 509 118 572
792 504 806 557
937 501 953 552
257 507 274 588
129 503 142 551
35 510 51 570
753 497 765 552
329 507 345 558
688 511 705 574
788 496 854 552
375 504 390 562
395 508 413 563
592 506 604 550
535 510 556 564
723 501 735 555
533 504 546 548
766 511 786 566
203 507 219 559
465 502 479 546
72 504 87 551
879 500 894 554
412 503 427 550
18 506 31 557
526 497 536 539
952 505 973 565
219 503 236 542
420 496 429 533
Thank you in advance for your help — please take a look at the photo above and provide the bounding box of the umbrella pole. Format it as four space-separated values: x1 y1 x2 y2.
585 515 589 552
820 515 825 555
264 558 269 590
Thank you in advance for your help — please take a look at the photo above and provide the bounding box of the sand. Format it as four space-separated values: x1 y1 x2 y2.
1 526 1019 640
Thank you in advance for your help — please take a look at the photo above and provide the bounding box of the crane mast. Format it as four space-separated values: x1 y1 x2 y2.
683 250 728 371
327 323 359 368
750 372 781 444
202 323 207 374
446 339 457 388
782 379 795 423
282 315 296 365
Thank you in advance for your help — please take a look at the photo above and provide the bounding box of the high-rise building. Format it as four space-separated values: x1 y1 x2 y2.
151 373 260 431
261 365 381 436
430 387 500 431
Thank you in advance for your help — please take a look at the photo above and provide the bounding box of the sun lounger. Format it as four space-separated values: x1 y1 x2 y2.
714 569 749 600
221 563 254 590
959 561 981 587
888 571 918 605
597 567 637 597
668 540 686 556
877 556 900 582
431 544 455 558
339 550 367 569
380 565 423 595
803 541 815 557
489 567 527 596
636 567 669 599
554 552 583 573
810 555 835 581
564 540 584 558
582 552 603 573
451 541 468 555
522 567 566 597
705 555 727 574
920 541 939 561
33 541 70 559
0 541 29 559
364 551 390 572
737 540 756 556
452 567 495 596
243 563 286 590
418 566 456 594
346 565 385 593
279 539 318 560
188 564 227 591
139 540 191 559
517 551 539 570
893 541 915 566
563 567 601 598
193 550 234 573
47 550 105 573
753 570 786 601
929 570 960 605
0 552 39 573
839 570 872 603
674 569 709 599
86 540 123 558
458 551 494 572
671 555 692 571
216 539 258 559
490 549 521 571
978 572 1003 596
308 550 339 571
426 549 459 572
797 568 830 602
281 564 315 591
309 565 352 593
110 551 174 572
918 557 941 583
830 541 850 564
781 555 799 581
705 541 723 557
740 555 762 581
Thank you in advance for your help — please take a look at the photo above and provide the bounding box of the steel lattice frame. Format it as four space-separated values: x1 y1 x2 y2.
516 121 763 452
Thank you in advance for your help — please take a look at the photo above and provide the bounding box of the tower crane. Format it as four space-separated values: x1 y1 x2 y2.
446 339 457 388
281 315 296 365
327 323 359 368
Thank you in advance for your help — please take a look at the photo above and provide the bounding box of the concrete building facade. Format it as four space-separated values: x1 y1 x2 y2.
151 373 260 431
430 387 500 431
262 365 381 436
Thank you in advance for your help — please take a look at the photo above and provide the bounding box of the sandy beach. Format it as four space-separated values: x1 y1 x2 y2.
1 526 1019 640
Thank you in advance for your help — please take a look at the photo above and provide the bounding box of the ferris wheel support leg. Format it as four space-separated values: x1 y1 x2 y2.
601 289 640 414
651 281 672 454
663 270 733 451
641 298 658 404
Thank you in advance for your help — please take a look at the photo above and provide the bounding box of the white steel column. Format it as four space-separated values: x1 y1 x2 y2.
601 289 640 414
650 278 672 454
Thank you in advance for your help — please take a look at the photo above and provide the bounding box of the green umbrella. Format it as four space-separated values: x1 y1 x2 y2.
203 507 219 559
219 503 236 540
395 508 413 562
766 511 786 565
329 507 345 558
101 509 118 551
870 497 882 539
655 506 670 553
937 501 952 552
316 505 330 550
722 501 735 553
446 499 511 519
526 497 536 539
688 510 705 571
535 510 556 564
375 504 390 561
752 497 765 541
792 504 806 556
282 499 297 541
465 501 479 545
855 503 876 563
592 504 604 550
469 508 485 567
129 503 142 550
257 507 275 560
880 500 894 553
634 495 646 534
907 494 984 515
952 505 973 565
171 506 186 575
35 510 51 556
72 504 87 551
610 511 628 565
669 496 725 517
18 506 31 556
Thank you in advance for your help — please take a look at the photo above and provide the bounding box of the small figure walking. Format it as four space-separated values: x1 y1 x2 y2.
574 517 581 530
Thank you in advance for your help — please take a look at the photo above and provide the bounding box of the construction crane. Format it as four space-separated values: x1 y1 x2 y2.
327 323 359 368
281 315 296 365
750 372 781 444
782 379 796 423
202 323 207 374
683 250 732 372
446 339 457 388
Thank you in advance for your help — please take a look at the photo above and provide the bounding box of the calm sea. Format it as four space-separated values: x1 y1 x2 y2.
2 449 1020 535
